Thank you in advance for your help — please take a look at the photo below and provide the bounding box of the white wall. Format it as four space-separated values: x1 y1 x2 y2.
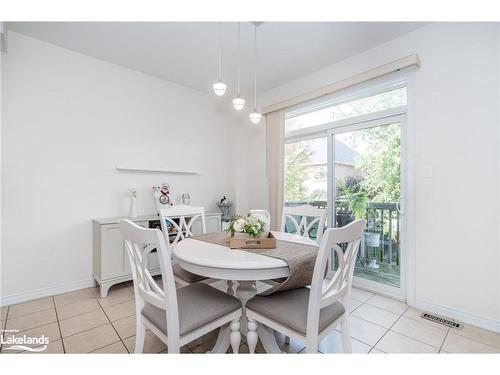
242 23 500 330
1 32 237 304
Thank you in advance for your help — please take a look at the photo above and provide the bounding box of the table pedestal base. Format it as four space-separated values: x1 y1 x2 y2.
208 280 281 353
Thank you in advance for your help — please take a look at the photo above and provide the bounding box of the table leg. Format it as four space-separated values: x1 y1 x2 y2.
235 281 257 336
227 280 234 296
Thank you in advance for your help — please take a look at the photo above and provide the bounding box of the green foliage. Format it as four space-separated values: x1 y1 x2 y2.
345 123 401 202
336 177 368 219
284 142 314 202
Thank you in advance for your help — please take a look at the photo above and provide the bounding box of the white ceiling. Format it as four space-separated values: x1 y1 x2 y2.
7 22 426 100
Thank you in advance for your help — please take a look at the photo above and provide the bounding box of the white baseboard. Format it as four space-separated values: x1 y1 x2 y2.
415 299 500 333
1 278 96 307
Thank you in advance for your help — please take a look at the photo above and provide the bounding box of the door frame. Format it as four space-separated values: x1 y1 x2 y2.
327 113 408 301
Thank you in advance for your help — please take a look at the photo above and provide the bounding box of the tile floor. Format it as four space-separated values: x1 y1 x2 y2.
1 281 500 354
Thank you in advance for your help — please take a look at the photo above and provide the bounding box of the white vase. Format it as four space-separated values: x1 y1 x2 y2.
129 196 138 218
233 232 253 239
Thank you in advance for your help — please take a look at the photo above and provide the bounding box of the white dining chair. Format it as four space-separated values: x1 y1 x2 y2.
249 209 271 234
281 204 327 243
245 219 366 354
158 205 208 286
120 219 242 354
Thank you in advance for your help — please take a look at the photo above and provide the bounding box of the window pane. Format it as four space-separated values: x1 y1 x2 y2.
285 87 407 134
284 137 327 206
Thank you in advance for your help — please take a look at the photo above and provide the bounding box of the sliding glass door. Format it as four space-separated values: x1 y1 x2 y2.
328 115 405 297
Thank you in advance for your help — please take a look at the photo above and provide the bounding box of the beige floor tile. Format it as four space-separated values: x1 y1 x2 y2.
112 315 138 340
5 308 57 332
350 288 375 302
369 348 386 354
159 345 192 354
1 306 8 321
441 332 500 353
338 316 387 346
98 286 134 308
63 324 120 353
376 331 438 353
319 330 371 353
54 288 96 307
56 298 101 320
352 304 400 329
234 344 249 354
92 341 128 353
103 300 136 322
454 324 500 349
59 308 109 338
391 316 448 348
402 308 454 330
366 295 408 315
274 332 306 353
7 297 54 319
348 299 364 312
187 329 220 353
123 330 167 353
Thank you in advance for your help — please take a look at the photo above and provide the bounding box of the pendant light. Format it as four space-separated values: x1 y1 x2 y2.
249 23 261 124
213 22 227 96
232 22 245 111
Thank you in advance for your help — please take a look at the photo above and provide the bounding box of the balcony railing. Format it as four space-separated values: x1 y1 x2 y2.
284 200 401 287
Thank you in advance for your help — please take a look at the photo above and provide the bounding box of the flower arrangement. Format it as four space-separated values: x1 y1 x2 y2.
227 213 266 238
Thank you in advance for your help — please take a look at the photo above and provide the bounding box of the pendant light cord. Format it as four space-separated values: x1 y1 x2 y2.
237 22 241 96
253 24 257 109
218 22 222 81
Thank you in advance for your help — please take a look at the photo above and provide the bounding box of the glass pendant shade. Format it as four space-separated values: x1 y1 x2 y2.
232 96 245 111
213 81 227 96
249 110 262 124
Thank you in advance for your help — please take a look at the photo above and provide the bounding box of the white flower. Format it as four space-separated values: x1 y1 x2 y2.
255 222 261 230
233 218 245 232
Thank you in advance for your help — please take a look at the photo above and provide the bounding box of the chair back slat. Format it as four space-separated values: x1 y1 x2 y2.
281 204 326 242
159 205 206 249
306 219 365 333
120 219 179 337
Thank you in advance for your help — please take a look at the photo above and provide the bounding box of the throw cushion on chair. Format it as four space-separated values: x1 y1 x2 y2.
142 283 241 336
246 287 345 335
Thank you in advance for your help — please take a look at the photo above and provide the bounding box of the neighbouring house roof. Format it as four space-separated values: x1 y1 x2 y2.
307 139 358 166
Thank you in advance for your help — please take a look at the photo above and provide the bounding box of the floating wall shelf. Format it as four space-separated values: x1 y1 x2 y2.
115 164 200 175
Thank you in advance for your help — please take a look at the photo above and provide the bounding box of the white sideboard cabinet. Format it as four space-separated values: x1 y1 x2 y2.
93 212 222 297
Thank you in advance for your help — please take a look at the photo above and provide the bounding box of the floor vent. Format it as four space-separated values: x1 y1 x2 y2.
420 312 463 329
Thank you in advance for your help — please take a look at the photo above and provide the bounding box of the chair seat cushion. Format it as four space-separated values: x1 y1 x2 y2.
172 263 207 283
246 288 345 335
141 283 241 336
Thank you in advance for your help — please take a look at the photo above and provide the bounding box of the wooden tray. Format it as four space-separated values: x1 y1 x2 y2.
229 233 277 249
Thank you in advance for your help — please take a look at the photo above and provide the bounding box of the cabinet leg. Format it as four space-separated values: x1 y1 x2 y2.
100 283 112 298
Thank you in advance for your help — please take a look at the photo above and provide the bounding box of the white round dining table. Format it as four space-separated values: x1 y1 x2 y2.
173 231 318 353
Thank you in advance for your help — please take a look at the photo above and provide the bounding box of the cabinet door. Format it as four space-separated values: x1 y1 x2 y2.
101 225 129 280
100 221 148 280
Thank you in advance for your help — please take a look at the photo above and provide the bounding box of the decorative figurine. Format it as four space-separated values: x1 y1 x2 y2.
128 188 138 218
216 196 233 222
153 182 173 212
181 193 191 205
